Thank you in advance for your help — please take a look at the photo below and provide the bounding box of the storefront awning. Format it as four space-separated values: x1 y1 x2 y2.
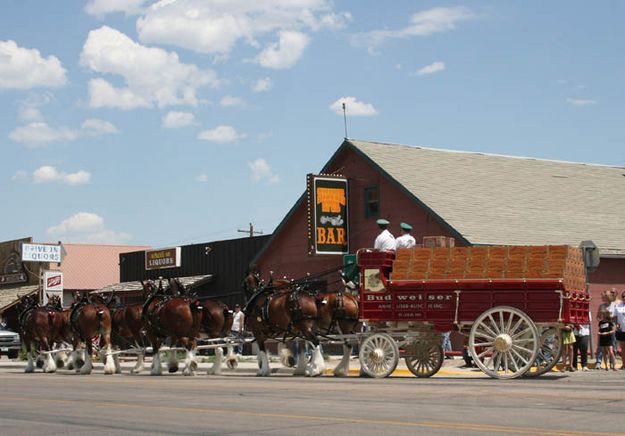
0 285 39 312
93 275 213 294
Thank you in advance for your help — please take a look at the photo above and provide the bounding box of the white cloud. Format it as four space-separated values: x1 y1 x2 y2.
257 131 272 142
32 165 91 185
9 118 118 147
197 125 246 143
254 31 309 69
12 170 28 182
136 0 350 63
162 111 195 128
80 26 219 109
195 174 208 183
330 96 379 117
85 0 147 16
253 77 273 93
0 40 67 89
248 158 279 184
18 92 53 121
9 122 78 147
47 212 131 244
566 98 597 106
81 118 119 135
353 6 473 52
415 61 445 76
220 95 245 107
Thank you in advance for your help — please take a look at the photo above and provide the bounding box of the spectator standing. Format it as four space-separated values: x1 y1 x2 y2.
614 290 625 370
598 309 617 371
561 324 576 372
231 304 245 355
373 219 396 251
595 289 618 369
573 323 590 371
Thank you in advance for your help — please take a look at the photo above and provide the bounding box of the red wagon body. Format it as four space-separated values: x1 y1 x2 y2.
355 246 590 379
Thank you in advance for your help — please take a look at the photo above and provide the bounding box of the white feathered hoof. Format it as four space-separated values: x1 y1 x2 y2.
25 353 35 373
43 354 57 373
168 364 179 373
226 357 238 369
279 348 294 368
103 356 116 375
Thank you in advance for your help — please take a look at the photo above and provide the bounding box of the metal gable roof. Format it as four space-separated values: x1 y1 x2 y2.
348 139 625 256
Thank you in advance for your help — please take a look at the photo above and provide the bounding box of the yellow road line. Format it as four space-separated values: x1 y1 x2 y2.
5 396 623 436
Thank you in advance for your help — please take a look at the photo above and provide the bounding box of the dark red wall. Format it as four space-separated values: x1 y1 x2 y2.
256 146 456 287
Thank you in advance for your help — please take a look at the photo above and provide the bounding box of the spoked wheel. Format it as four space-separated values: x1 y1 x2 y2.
469 306 539 379
524 326 563 377
405 342 444 378
359 333 399 378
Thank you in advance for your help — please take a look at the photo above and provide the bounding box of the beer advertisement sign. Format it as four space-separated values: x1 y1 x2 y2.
307 174 349 255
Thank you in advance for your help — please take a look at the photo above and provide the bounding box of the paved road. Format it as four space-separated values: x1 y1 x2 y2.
0 362 624 435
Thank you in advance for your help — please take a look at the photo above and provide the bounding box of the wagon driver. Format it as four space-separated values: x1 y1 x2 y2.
395 222 416 249
374 218 396 251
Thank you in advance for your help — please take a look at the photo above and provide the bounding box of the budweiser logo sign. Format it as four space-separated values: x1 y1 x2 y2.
47 275 62 288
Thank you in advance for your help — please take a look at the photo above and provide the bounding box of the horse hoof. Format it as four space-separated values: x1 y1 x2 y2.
168 366 179 373
67 364 74 371
75 359 85 369
287 356 296 367
226 359 238 369
36 359 44 369
55 359 65 369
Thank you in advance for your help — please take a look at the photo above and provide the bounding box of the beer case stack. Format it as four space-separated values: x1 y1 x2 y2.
390 245 586 292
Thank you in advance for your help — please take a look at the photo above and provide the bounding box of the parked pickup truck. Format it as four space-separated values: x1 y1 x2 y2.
0 327 20 359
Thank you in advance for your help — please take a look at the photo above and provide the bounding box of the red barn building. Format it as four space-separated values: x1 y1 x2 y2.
254 139 625 328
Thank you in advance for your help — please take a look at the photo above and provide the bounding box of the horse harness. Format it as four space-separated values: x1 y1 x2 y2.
317 290 358 335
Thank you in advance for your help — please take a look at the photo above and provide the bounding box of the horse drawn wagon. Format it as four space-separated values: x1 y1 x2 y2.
356 245 590 379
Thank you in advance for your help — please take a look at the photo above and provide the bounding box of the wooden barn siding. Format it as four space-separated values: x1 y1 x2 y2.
256 146 455 288
120 235 271 305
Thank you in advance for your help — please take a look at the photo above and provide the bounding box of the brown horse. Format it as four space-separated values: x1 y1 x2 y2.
107 294 147 374
199 299 236 374
69 293 116 374
315 284 360 376
141 280 203 376
43 294 75 370
16 294 57 373
244 275 325 376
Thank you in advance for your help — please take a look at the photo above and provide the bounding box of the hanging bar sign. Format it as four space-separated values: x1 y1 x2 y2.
307 174 349 255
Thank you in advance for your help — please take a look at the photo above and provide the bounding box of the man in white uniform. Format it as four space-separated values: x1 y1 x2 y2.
231 304 245 355
373 218 396 251
395 222 416 249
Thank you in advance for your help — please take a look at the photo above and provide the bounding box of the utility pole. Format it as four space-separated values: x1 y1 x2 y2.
237 223 263 238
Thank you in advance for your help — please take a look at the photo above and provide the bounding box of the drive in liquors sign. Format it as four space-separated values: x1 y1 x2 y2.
21 243 63 263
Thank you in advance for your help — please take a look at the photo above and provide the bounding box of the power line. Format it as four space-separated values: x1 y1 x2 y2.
237 223 263 238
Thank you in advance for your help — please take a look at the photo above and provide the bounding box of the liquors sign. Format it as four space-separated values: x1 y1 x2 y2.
21 243 63 263
145 247 181 270
307 174 349 255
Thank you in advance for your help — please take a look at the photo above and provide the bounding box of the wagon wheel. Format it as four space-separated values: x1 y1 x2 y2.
359 333 399 378
469 306 539 379
404 341 444 378
524 326 563 377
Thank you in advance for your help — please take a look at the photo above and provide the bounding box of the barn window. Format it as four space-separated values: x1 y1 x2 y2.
364 185 379 218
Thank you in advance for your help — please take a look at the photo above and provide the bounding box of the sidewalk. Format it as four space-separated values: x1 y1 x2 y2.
0 355 485 377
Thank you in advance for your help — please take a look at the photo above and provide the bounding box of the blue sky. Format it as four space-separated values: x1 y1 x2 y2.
1 1 624 247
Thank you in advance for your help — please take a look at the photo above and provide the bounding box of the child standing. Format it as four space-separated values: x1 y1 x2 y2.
561 324 576 372
598 309 617 371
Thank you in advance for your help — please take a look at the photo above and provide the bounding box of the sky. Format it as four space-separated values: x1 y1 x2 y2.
1 1 624 248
